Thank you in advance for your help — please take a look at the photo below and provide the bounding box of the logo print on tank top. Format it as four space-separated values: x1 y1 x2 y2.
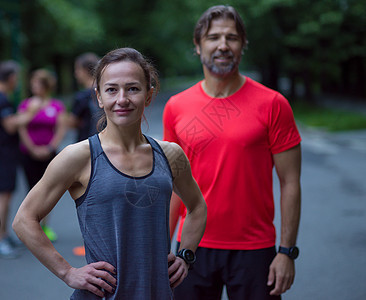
124 177 160 208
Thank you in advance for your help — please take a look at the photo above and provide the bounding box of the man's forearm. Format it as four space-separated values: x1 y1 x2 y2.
280 183 301 247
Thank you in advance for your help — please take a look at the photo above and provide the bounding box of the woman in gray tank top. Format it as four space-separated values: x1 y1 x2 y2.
13 48 207 299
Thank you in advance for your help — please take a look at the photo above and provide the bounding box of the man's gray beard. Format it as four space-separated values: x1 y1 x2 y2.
201 57 239 76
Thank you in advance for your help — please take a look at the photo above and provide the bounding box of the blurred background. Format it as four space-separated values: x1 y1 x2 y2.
1 0 365 105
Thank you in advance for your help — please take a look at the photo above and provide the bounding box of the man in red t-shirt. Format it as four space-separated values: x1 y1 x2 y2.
163 5 301 299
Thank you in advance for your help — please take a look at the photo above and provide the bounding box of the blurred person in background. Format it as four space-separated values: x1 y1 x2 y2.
164 5 302 299
0 60 39 258
17 68 67 242
68 53 101 256
68 52 101 142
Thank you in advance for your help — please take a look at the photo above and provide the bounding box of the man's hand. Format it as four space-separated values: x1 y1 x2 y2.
168 253 188 288
63 261 117 298
267 253 295 296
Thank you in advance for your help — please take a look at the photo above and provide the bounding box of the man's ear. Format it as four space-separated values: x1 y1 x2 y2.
145 88 154 107
95 88 103 108
194 39 201 55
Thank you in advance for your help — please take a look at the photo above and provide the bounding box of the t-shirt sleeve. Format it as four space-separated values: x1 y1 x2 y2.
162 99 179 143
268 93 301 154
17 99 29 113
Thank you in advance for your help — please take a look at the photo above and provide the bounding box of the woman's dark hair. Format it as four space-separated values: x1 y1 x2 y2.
194 5 248 49
94 47 159 131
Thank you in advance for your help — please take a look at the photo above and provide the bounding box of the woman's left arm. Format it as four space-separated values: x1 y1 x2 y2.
159 141 207 287
171 147 206 252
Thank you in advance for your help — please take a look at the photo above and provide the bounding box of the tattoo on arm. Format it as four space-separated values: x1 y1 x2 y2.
171 152 189 179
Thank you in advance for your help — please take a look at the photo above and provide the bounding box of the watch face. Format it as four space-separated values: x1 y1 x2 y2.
289 247 299 259
183 249 196 264
184 250 195 262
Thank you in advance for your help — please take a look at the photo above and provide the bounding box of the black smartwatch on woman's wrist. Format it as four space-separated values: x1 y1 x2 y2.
176 248 196 268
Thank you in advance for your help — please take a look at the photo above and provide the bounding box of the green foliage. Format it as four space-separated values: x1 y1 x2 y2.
0 0 365 98
0 0 21 60
38 0 103 45
292 101 366 131
21 0 105 61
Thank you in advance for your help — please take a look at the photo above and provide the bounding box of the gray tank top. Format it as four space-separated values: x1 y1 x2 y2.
71 134 173 299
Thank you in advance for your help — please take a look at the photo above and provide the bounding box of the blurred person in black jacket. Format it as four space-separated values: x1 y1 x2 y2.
68 52 102 142
0 60 39 258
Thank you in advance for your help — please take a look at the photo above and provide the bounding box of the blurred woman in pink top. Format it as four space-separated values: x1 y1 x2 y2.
18 69 67 241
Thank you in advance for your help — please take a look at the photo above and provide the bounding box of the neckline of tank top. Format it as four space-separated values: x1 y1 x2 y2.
95 134 155 179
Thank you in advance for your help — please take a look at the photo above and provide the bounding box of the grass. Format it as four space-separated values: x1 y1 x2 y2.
292 101 366 132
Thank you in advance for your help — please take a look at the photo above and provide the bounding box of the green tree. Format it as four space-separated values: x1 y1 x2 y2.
243 0 366 99
0 0 21 60
20 0 106 93
1 0 364 100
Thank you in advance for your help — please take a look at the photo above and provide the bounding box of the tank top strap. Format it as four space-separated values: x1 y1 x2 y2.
144 135 162 154
88 134 103 161
75 134 102 208
144 135 173 178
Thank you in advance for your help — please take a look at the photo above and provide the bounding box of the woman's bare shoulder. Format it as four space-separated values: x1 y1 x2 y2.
155 140 189 179
51 140 91 173
155 140 182 159
61 140 90 158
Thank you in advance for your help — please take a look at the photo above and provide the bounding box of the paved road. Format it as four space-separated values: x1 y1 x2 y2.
1 91 366 299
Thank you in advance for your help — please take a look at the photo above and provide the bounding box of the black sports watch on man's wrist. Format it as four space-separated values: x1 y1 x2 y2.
278 246 299 260
176 249 196 267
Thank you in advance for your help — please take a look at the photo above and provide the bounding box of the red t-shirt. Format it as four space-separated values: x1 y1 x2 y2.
163 77 301 250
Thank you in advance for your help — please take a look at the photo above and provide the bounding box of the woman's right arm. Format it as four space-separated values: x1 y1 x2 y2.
12 143 116 297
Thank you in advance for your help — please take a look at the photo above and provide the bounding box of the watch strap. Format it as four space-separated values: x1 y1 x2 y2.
278 246 299 259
